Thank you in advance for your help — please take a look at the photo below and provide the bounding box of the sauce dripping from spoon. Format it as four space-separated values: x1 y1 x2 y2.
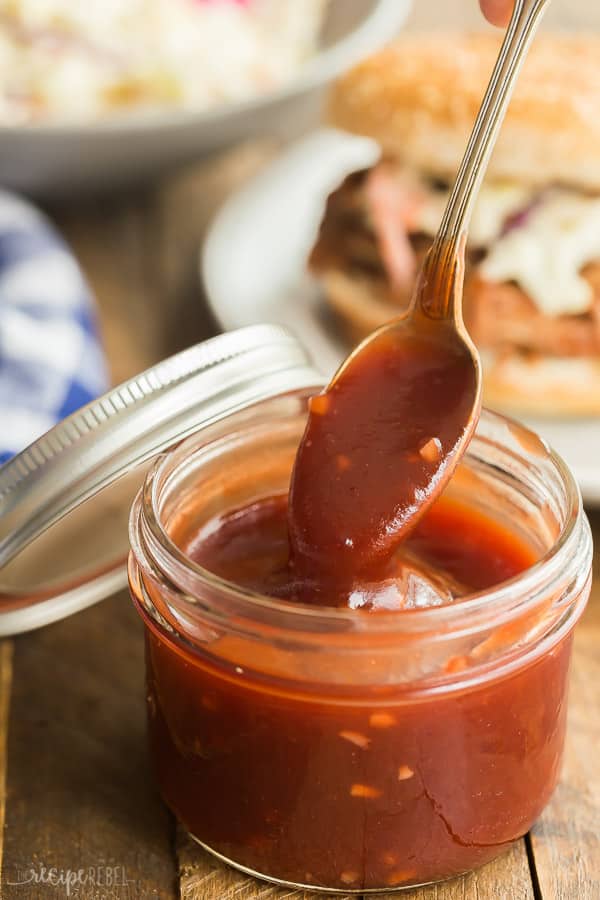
287 0 549 600
288 319 478 588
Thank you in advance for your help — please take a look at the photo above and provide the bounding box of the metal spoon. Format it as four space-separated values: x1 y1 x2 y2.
289 0 551 581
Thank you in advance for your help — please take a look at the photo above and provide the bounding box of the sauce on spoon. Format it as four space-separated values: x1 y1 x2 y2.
288 322 478 592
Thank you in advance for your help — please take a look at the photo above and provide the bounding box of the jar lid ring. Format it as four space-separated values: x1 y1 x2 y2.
0 325 320 635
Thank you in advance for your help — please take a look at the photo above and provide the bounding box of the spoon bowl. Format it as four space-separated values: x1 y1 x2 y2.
288 239 480 580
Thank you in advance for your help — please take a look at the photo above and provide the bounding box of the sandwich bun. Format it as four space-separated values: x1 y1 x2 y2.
319 269 600 418
319 33 600 418
480 352 600 418
329 33 600 191
319 269 398 343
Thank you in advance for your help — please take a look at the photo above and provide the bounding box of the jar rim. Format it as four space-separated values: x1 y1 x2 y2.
131 406 587 637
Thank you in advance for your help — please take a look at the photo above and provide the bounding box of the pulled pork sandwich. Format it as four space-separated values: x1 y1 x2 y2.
310 34 600 416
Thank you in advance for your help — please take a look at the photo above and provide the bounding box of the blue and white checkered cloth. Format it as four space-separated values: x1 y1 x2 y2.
0 191 108 465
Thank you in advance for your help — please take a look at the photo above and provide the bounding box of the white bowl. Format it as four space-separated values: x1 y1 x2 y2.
0 0 411 196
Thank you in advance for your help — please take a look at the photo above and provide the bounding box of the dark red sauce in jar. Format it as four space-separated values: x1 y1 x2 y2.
187 492 534 605
128 360 591 894
138 490 574 891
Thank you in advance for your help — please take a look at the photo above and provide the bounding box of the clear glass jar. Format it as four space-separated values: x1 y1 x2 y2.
128 388 592 894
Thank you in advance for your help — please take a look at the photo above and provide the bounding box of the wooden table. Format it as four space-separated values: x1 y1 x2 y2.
1 4 599 898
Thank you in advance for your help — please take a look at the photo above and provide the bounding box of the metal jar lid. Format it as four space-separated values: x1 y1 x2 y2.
0 325 321 635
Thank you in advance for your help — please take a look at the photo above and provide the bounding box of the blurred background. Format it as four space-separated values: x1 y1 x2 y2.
2 4 600 898
2 0 600 538
0 0 596 380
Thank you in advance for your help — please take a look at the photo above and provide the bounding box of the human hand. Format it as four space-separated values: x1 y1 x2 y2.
479 0 514 26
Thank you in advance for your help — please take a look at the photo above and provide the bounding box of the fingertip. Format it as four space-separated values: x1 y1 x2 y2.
479 0 513 27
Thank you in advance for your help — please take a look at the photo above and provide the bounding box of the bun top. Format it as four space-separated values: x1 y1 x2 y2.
329 33 600 190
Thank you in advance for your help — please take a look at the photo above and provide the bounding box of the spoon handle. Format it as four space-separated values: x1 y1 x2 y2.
415 0 551 322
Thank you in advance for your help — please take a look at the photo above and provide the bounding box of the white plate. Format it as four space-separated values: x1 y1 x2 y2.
0 0 411 195
203 129 600 505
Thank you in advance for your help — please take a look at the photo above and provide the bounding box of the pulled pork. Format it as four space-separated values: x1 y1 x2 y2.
310 165 600 357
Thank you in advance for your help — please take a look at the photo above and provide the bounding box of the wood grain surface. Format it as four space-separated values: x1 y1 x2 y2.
528 547 600 900
177 828 535 900
0 640 13 885
0 2 599 898
1 595 176 900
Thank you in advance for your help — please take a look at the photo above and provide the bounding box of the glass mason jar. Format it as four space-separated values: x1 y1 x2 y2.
128 387 592 894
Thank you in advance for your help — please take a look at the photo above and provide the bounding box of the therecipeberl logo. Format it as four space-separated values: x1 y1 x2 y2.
2 862 136 897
